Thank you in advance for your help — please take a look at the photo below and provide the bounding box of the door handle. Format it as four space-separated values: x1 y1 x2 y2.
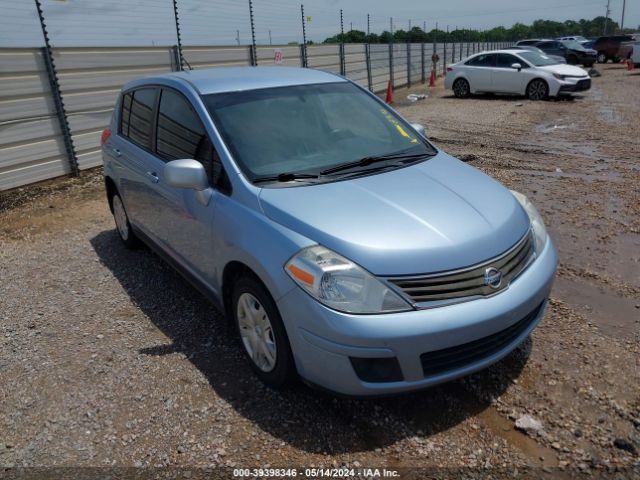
145 171 159 184
111 148 121 158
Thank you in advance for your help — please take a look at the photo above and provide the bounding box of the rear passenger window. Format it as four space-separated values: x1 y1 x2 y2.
156 88 231 193
127 88 157 149
120 92 133 137
466 54 495 67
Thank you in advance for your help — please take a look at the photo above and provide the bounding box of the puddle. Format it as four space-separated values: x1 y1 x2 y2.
552 277 639 339
598 105 623 124
534 123 573 134
476 406 558 468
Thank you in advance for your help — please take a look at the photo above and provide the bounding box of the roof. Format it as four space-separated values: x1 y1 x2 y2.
165 66 346 94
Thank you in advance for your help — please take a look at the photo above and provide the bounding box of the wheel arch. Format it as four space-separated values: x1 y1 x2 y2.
105 176 117 213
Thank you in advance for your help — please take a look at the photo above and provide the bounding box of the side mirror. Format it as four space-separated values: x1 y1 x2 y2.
164 159 212 206
511 62 522 71
410 123 426 137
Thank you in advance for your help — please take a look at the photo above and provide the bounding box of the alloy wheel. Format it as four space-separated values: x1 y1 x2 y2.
453 79 470 98
237 292 277 372
528 80 547 101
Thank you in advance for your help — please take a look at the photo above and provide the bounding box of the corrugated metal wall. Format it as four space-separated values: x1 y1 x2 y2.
0 41 503 191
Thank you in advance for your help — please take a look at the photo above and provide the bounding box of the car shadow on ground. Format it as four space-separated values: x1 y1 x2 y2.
441 93 582 102
91 229 530 454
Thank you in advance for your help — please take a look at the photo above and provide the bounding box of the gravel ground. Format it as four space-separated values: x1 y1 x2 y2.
1 65 638 479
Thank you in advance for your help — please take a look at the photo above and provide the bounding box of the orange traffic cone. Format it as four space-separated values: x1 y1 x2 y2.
385 80 394 104
429 69 436 87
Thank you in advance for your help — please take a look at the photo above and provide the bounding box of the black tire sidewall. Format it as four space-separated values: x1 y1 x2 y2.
232 276 296 388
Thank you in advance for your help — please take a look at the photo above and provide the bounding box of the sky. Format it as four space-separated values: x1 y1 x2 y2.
1 0 638 47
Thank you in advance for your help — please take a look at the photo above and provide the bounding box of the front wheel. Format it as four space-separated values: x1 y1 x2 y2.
232 276 296 388
527 79 549 101
453 78 471 98
597 52 607 64
112 193 141 249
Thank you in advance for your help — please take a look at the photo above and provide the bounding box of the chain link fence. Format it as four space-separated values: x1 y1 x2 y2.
0 1 512 191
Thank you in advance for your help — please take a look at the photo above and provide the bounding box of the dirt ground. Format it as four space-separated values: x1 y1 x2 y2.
1 65 638 479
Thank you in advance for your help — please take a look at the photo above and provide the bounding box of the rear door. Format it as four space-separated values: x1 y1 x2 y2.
537 41 566 58
491 53 527 94
464 53 496 92
114 87 161 238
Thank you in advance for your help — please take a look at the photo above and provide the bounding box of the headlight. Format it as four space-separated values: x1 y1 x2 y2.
552 73 566 80
285 245 412 314
511 190 548 255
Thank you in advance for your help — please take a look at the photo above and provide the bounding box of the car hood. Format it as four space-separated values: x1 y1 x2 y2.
538 63 589 76
258 152 530 276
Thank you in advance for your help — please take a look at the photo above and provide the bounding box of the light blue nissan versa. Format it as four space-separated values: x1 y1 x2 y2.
101 66 557 396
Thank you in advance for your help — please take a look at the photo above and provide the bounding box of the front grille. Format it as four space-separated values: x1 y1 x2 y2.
576 79 591 91
420 301 544 377
387 231 534 305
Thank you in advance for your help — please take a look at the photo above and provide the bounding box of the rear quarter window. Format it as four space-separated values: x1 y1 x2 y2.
123 88 157 150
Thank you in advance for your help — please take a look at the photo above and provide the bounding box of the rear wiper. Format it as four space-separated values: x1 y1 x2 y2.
253 172 320 184
320 151 431 175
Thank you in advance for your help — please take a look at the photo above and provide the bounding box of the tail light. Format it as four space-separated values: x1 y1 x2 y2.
100 128 111 146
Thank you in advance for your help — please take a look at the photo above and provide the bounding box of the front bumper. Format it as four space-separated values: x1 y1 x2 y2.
277 238 557 396
557 78 591 94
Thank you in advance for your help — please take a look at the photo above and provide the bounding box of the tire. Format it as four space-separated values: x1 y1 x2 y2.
453 78 471 98
612 57 621 64
597 52 607 64
527 79 549 101
111 193 141 249
232 276 296 388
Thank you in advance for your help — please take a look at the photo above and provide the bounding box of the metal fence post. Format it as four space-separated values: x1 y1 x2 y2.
421 42 425 83
300 4 308 67
459 41 462 60
171 0 184 71
443 34 447 76
407 42 411 87
248 0 257 66
171 45 181 71
452 41 455 63
339 9 346 76
365 43 373 91
34 0 78 177
389 17 394 88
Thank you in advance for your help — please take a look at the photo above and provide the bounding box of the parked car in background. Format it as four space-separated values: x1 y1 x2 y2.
515 39 548 46
581 40 595 50
557 35 589 44
592 35 635 63
632 39 640 67
101 66 557 395
534 40 596 67
508 45 566 64
445 49 591 100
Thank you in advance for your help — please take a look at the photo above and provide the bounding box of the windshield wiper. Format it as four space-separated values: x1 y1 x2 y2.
253 172 320 184
320 151 431 176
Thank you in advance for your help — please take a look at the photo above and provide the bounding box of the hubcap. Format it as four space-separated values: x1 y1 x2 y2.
113 196 129 241
237 293 277 372
529 81 546 100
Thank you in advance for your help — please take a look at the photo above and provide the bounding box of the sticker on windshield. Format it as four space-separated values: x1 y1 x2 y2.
380 109 419 143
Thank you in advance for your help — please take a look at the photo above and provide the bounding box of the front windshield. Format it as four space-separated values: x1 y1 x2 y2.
204 82 436 182
518 51 560 66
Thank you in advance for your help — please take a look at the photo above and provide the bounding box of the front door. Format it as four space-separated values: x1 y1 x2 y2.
491 53 526 94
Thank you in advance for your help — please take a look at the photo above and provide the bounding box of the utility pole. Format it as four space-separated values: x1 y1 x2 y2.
269 29 272 45
350 22 353 31
236 29 240 45
621 0 626 29
604 0 611 35
367 13 370 36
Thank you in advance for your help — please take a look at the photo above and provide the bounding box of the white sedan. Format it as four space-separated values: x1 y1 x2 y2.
444 49 591 100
